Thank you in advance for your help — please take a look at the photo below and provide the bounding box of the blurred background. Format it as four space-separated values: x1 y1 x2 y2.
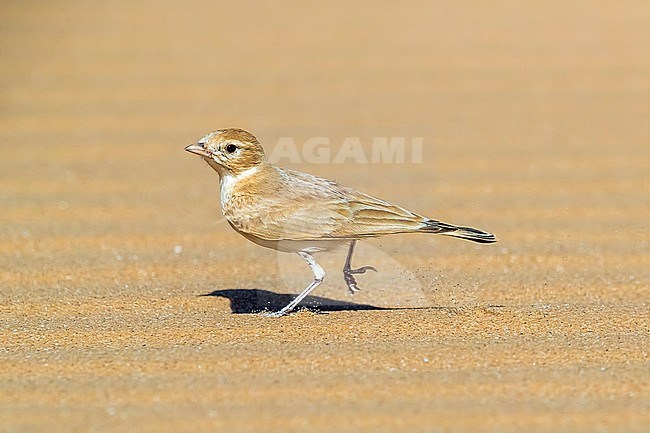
2 2 649 432
1 1 648 303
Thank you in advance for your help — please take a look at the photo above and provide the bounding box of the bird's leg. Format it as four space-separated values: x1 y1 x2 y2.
266 251 325 317
343 240 377 295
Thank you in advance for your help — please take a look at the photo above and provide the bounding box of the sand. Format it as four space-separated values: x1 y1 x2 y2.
1 1 648 432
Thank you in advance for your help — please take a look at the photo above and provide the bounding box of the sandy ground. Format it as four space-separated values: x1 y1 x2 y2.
1 1 649 432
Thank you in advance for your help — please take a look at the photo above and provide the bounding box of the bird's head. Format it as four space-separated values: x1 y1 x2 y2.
185 128 268 176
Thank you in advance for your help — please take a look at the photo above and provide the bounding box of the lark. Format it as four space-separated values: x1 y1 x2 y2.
185 128 496 316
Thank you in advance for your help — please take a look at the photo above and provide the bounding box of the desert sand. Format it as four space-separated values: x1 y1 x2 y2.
1 1 648 432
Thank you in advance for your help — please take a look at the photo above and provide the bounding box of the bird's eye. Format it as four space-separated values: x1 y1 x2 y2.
225 144 238 154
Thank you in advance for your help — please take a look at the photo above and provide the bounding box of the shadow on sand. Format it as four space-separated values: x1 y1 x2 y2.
202 288 404 314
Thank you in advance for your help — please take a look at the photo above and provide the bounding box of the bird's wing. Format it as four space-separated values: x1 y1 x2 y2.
331 191 428 238
227 168 428 241
236 197 353 240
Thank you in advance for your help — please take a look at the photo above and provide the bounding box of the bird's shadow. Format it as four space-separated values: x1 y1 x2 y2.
202 288 400 314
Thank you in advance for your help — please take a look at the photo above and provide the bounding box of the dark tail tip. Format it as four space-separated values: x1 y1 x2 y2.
422 220 497 244
449 226 497 243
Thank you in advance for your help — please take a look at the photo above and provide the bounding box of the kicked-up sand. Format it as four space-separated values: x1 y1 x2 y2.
1 1 648 432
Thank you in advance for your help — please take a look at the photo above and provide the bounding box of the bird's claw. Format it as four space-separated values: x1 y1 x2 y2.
349 265 377 275
343 265 377 295
345 280 361 295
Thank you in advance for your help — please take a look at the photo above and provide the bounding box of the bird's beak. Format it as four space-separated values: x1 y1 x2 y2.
185 143 212 158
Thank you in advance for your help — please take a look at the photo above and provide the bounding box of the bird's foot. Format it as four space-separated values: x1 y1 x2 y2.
263 309 289 317
343 265 377 295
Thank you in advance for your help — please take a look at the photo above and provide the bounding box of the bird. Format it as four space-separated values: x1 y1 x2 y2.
185 128 496 316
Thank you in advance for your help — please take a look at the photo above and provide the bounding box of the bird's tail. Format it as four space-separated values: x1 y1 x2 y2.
420 219 497 244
